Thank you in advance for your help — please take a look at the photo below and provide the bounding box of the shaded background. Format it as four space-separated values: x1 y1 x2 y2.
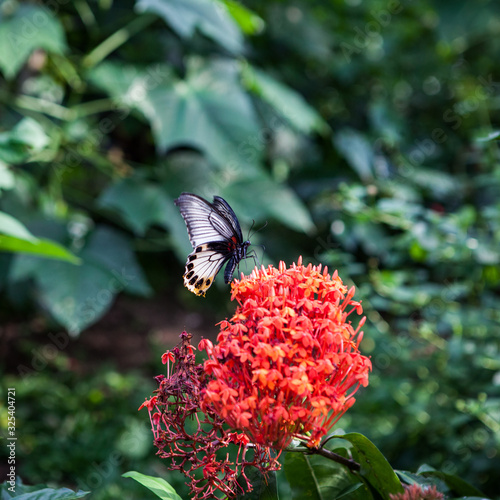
0 0 499 498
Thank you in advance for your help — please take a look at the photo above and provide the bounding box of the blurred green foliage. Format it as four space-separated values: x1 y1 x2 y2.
1 0 499 498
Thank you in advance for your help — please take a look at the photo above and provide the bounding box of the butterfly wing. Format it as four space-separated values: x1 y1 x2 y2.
183 242 231 296
174 193 240 247
174 193 246 295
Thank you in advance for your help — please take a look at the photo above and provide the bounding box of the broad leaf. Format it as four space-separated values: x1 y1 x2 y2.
333 128 374 181
0 118 50 164
0 162 15 189
0 480 88 500
0 4 67 79
242 64 328 134
334 433 404 499
0 211 37 241
284 450 370 500
237 468 278 500
418 468 486 497
98 178 174 236
284 453 321 500
90 59 262 170
135 0 244 54
0 235 80 264
122 471 182 500
220 172 315 233
222 0 264 35
143 59 262 168
10 226 151 334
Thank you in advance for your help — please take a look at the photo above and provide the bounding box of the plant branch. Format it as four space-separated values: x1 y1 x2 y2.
82 13 157 69
306 446 360 472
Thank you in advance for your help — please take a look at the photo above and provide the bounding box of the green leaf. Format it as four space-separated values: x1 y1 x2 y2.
122 471 183 500
419 469 486 497
0 480 89 500
0 211 37 241
10 226 151 334
88 61 172 98
144 59 262 168
90 59 262 170
0 162 15 189
242 64 328 134
474 130 500 142
333 433 404 499
333 128 374 181
221 173 315 233
0 118 50 164
222 0 264 35
0 235 80 264
98 178 174 236
237 468 278 500
0 4 67 79
135 0 244 54
284 453 322 500
10 116 51 151
285 450 370 500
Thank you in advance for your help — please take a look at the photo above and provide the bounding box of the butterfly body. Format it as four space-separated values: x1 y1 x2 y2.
174 193 251 296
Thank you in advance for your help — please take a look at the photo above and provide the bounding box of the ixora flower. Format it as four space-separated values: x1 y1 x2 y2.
200 258 372 449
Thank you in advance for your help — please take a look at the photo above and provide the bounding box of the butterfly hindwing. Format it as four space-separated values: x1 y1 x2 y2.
175 192 251 296
183 242 231 296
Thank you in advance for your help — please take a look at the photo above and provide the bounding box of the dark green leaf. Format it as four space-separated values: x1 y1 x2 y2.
242 64 328 134
333 129 374 181
122 471 182 500
0 480 89 500
283 453 321 500
144 59 262 168
98 178 174 236
91 59 262 170
135 0 244 54
237 468 278 500
333 433 404 499
420 470 486 497
0 118 50 164
10 226 151 334
0 162 15 189
0 4 67 79
221 172 315 233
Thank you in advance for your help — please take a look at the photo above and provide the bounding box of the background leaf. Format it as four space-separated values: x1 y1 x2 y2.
0 4 67 79
135 0 244 54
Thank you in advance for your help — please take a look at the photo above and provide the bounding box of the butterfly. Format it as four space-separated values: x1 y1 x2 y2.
174 192 251 296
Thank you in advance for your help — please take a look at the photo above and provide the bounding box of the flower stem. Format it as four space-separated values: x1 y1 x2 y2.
307 447 360 472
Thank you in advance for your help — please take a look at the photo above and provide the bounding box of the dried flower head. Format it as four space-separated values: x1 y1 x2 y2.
140 332 280 500
200 258 371 449
389 484 445 500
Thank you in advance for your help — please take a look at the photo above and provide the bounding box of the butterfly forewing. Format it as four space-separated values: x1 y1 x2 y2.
174 193 251 296
175 193 236 247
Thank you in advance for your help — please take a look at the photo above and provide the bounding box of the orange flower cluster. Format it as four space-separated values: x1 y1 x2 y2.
200 258 372 449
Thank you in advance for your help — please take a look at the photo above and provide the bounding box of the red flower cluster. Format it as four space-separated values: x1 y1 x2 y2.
200 258 371 449
139 332 280 500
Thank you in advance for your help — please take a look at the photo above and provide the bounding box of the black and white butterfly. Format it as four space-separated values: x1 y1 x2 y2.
174 193 251 296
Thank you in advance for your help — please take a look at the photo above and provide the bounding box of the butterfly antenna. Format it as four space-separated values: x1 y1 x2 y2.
247 220 268 240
